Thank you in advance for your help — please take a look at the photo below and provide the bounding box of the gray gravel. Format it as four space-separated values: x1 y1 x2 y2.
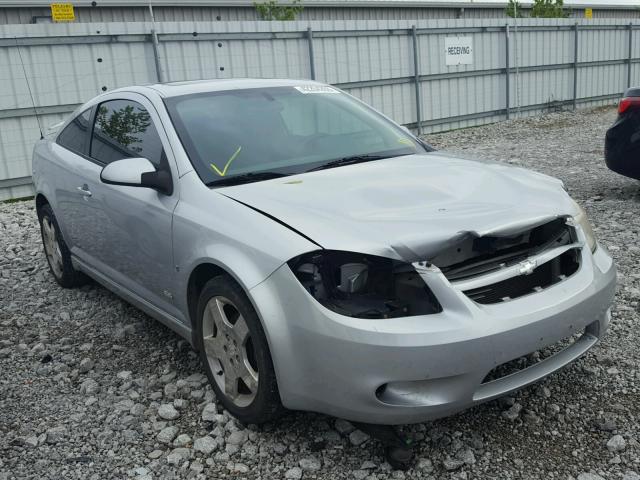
1 106 639 479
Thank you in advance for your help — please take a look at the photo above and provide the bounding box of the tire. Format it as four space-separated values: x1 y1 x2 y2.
196 275 284 424
37 203 88 288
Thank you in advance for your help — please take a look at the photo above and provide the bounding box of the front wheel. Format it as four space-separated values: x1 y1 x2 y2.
196 275 284 424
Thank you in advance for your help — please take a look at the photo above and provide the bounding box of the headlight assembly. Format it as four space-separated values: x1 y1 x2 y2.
288 250 442 319
571 200 597 252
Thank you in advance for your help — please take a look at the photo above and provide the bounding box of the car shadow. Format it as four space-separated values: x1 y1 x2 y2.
600 180 640 202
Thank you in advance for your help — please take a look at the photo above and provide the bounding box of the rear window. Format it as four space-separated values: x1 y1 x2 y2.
56 109 92 155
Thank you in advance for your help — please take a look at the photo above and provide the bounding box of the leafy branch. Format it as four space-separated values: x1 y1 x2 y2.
254 0 303 21
506 0 568 18
530 0 568 18
505 0 524 18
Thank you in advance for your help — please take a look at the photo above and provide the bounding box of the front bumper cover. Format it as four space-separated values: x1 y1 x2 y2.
250 244 616 425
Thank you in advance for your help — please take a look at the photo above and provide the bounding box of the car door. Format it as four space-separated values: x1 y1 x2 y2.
69 94 183 320
51 106 99 252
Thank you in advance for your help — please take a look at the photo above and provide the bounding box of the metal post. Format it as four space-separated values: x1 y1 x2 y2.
505 24 510 120
411 25 423 135
513 13 520 115
148 1 165 83
573 23 579 110
150 29 165 83
307 27 316 80
628 23 633 90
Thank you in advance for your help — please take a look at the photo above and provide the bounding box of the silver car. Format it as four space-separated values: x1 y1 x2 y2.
32 79 616 428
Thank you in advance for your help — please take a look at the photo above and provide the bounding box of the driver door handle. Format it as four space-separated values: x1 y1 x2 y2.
77 184 92 197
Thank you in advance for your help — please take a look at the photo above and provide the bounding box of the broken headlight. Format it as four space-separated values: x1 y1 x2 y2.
288 250 442 319
571 200 597 252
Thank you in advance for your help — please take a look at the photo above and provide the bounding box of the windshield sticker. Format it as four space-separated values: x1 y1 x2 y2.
210 146 242 177
294 85 340 94
397 137 415 146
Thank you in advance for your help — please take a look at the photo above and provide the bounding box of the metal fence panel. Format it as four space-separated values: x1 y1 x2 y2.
514 69 574 107
0 18 636 200
632 63 640 88
420 73 505 124
346 82 416 125
578 25 629 63
160 37 310 82
315 34 412 84
0 111 66 182
515 28 574 67
578 63 627 99
425 29 505 75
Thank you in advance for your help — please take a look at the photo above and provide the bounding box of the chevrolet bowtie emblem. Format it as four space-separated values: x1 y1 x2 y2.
518 260 537 275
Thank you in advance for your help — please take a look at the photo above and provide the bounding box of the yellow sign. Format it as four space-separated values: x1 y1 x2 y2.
50 3 75 22
585 8 593 19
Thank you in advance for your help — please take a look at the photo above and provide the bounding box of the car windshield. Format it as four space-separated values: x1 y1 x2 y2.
164 85 427 186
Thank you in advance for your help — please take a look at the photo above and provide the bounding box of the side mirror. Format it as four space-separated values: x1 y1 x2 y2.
100 158 173 195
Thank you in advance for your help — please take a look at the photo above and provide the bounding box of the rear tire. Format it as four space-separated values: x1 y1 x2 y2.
37 204 88 288
196 275 284 424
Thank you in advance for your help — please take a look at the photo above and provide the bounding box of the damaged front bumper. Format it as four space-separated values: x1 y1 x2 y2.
250 242 616 425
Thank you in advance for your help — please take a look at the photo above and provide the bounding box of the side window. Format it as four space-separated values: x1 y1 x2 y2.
57 108 92 155
90 99 164 166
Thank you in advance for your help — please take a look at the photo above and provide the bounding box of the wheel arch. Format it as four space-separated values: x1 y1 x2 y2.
187 262 227 345
186 261 272 349
35 193 50 215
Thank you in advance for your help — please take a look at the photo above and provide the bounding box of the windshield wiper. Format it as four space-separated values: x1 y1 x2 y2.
307 154 398 172
206 171 288 187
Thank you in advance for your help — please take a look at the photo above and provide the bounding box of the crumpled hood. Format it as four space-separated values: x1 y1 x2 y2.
220 153 578 262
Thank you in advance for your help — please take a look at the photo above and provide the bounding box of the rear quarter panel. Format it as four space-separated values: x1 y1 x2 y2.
32 138 60 211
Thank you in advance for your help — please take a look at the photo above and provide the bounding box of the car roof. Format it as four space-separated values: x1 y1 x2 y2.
123 78 328 98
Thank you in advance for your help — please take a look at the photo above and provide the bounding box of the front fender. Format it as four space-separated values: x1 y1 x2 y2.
171 172 320 323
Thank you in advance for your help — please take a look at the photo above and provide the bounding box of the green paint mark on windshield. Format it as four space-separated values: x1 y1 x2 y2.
210 146 242 177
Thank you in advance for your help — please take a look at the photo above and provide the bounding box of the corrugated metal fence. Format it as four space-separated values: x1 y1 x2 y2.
2 5 640 25
1 18 638 200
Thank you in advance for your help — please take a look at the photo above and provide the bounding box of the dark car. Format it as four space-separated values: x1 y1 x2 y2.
605 87 640 179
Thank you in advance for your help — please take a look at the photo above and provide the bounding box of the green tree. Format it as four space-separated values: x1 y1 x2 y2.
505 0 525 18
254 0 303 20
530 0 568 18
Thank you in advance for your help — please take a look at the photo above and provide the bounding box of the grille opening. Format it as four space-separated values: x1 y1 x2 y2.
438 218 573 283
463 248 580 304
482 328 585 384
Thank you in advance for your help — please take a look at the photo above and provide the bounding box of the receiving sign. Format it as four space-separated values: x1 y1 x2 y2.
444 37 474 66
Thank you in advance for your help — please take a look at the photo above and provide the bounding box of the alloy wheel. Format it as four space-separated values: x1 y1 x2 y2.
42 216 63 279
202 296 259 407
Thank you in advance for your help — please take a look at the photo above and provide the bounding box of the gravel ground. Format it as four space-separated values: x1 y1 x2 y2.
1 106 639 480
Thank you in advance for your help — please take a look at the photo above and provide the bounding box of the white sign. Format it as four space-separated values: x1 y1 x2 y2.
445 37 474 66
294 85 339 94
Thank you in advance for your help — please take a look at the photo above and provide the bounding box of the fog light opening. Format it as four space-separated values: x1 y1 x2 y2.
375 383 388 400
